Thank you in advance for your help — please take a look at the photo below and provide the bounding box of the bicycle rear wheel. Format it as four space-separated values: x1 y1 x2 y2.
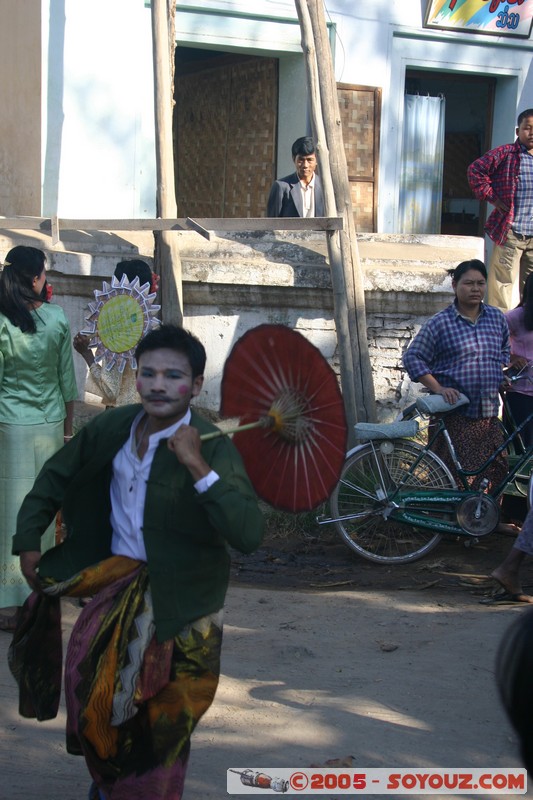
330 440 456 564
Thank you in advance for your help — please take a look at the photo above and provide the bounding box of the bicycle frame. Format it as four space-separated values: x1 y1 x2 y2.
500 389 528 455
423 407 533 500
329 438 467 536
323 372 533 563
322 402 533 541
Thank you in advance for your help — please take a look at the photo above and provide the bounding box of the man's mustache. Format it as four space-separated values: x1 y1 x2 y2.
143 394 169 401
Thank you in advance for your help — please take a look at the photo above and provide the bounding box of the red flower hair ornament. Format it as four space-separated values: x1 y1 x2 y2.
150 273 160 294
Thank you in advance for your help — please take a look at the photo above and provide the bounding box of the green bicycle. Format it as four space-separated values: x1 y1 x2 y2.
319 390 533 565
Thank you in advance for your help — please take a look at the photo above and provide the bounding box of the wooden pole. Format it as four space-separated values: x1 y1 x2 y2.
294 0 376 431
294 0 357 435
151 0 183 324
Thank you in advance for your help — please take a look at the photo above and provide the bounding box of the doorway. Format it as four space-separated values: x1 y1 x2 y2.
404 71 496 237
173 48 278 218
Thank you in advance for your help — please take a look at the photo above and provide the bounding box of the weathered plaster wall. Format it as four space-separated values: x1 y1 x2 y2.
0 0 41 215
0 230 483 422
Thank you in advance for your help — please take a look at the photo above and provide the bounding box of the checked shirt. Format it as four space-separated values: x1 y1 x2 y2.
403 302 510 419
467 140 521 245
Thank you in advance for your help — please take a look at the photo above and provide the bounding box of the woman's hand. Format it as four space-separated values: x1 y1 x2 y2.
510 355 529 371
73 333 95 366
437 386 461 404
418 374 460 405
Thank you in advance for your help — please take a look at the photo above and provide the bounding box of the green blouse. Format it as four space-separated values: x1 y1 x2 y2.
0 303 78 424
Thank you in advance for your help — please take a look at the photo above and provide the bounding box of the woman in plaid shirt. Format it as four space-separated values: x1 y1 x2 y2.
403 259 513 529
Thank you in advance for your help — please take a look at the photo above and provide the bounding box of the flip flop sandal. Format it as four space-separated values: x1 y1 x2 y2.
480 588 533 605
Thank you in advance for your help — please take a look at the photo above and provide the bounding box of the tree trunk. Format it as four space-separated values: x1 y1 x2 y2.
294 0 376 433
151 0 183 324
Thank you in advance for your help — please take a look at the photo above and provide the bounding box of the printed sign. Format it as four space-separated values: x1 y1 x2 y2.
424 0 533 37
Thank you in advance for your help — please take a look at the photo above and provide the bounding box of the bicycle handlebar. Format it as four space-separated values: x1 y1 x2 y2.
502 361 533 388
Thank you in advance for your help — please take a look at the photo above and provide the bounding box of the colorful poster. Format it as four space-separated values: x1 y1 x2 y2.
424 0 533 37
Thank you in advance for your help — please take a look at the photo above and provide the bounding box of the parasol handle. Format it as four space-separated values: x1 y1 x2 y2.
200 418 271 442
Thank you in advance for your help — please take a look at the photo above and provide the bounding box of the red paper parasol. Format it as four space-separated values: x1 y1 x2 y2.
218 324 347 512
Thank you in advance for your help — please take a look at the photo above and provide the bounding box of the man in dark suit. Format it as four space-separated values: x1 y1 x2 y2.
267 136 325 217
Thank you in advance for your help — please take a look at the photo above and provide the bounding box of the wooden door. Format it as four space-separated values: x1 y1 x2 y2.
337 83 381 232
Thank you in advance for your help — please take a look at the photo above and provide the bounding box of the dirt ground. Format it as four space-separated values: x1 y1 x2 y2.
231 510 533 599
2 520 533 799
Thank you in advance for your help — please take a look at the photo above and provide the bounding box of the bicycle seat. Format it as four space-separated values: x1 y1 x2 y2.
354 420 419 441
415 392 469 415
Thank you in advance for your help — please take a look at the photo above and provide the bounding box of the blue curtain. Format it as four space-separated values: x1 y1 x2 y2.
398 94 446 234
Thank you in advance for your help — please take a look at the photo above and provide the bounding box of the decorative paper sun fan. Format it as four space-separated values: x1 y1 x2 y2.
80 275 161 372
218 324 348 513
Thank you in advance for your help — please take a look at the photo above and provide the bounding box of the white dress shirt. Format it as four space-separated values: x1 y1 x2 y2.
110 409 219 561
299 173 316 217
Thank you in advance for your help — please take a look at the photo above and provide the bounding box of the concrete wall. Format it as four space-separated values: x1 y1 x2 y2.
0 0 41 215
173 1 533 234
0 229 483 422
2 1 532 226
42 0 155 218
2 1 531 220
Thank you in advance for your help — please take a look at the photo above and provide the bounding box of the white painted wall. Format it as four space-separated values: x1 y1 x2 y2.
40 0 533 228
0 228 481 420
306 0 531 232
42 0 155 218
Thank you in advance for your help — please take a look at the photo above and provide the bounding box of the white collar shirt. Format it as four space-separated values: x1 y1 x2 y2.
299 173 316 217
110 409 219 561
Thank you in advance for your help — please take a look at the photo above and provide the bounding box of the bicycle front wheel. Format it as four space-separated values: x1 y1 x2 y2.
330 440 456 564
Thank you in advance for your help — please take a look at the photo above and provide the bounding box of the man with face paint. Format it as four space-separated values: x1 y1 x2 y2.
11 325 264 800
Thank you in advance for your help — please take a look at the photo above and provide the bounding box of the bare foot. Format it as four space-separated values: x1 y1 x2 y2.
495 522 521 536
490 569 532 600
512 594 533 603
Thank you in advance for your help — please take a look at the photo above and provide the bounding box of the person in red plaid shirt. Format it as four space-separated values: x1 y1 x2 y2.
468 109 533 311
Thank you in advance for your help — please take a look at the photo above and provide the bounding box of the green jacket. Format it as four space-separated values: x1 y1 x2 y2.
13 405 264 641
0 304 78 423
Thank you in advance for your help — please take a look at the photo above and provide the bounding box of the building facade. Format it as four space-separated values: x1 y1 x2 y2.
0 1 531 419
1 1 533 237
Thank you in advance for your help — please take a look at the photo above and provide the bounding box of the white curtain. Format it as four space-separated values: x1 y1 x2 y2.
398 94 446 234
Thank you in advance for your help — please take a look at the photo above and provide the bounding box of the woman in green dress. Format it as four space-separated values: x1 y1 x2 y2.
0 245 78 630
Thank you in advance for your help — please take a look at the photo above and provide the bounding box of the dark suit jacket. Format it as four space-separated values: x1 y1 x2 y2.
267 171 324 217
